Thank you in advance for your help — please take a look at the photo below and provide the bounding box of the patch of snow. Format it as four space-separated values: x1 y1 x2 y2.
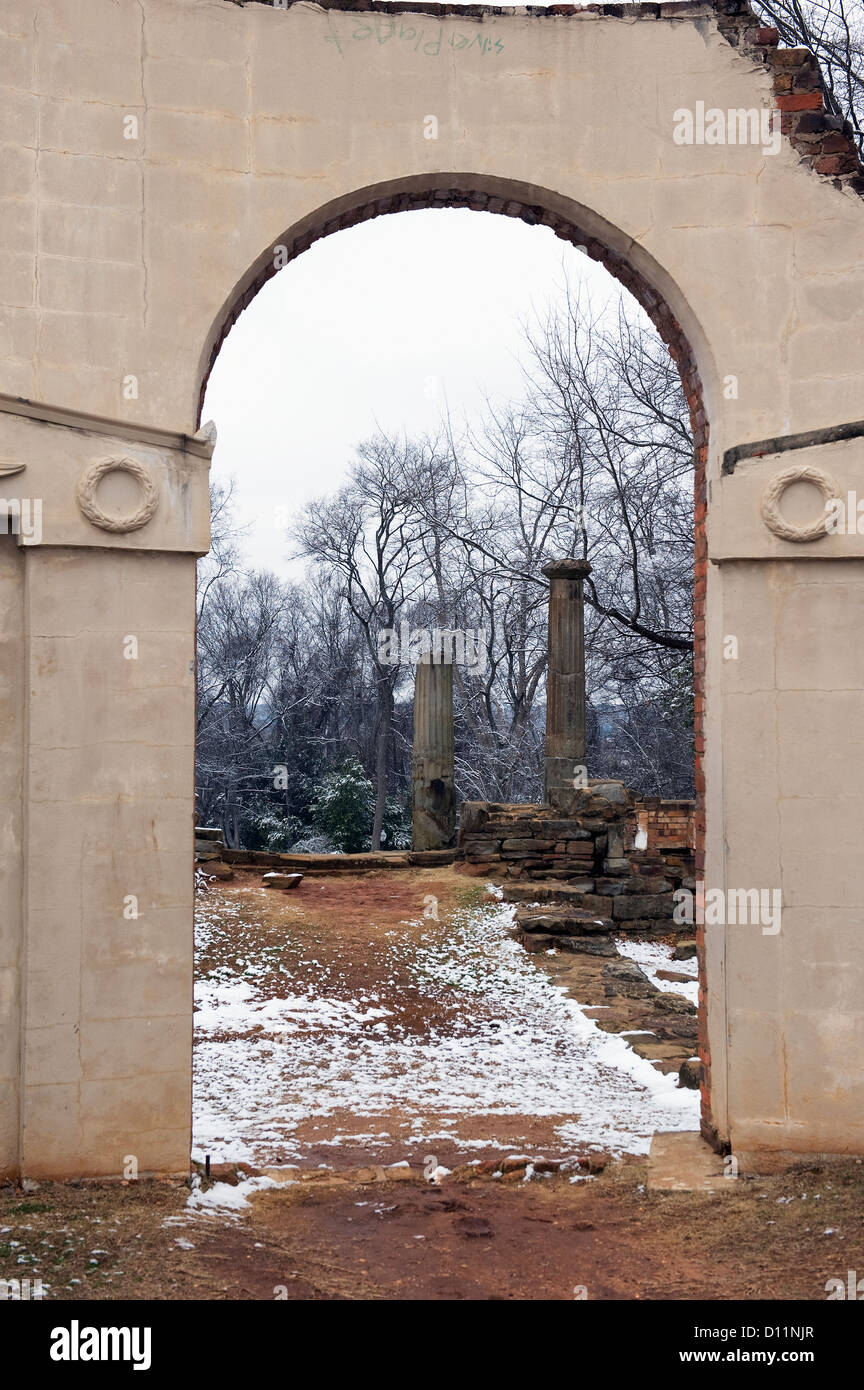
194 978 393 1035
185 1175 277 1217
615 937 699 1006
193 901 700 1167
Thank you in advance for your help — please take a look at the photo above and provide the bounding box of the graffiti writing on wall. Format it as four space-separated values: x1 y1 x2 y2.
326 19 505 59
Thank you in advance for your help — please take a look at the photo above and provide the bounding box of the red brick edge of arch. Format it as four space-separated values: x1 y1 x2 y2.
198 186 715 1146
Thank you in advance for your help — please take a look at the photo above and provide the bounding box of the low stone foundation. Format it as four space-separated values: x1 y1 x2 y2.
223 847 456 872
195 827 456 876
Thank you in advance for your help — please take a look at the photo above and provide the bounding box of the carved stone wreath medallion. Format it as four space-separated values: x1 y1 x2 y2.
76 457 160 534
760 463 841 544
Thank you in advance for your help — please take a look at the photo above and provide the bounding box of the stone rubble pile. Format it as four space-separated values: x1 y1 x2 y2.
458 780 694 943
194 826 233 880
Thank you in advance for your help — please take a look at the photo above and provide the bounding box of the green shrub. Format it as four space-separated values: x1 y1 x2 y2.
310 759 376 852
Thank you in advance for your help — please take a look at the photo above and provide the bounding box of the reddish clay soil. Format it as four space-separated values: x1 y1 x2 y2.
197 867 484 1037
5 868 859 1303
195 868 618 1169
3 1157 864 1301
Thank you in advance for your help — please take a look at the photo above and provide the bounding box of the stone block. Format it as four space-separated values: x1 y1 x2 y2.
624 875 673 894
612 894 676 920
262 872 303 890
501 838 555 853
603 858 630 875
603 959 657 999
515 905 612 934
589 780 629 804
594 877 630 897
542 821 593 838
556 936 617 958
679 1058 702 1089
463 840 502 860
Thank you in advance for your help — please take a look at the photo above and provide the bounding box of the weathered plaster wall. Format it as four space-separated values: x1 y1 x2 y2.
0 535 24 1179
0 403 209 1178
2 0 862 439
19 543 198 1178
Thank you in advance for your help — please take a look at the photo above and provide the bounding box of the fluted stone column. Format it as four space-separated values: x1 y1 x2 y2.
542 557 592 809
412 657 455 850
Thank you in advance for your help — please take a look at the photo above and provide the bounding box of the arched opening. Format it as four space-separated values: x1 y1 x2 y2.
192 176 713 1176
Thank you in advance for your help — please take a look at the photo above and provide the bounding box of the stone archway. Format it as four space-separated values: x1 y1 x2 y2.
198 170 715 1142
1 0 863 1178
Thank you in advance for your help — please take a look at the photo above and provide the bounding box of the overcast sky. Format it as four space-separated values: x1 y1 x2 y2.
203 208 617 577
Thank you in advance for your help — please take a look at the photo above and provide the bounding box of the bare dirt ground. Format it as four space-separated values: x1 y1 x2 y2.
192 868 697 1169
4 867 861 1302
3 1158 864 1301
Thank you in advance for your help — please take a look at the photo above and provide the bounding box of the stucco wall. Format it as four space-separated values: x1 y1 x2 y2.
0 535 24 1179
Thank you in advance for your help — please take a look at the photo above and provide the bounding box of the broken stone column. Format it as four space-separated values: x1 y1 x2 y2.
412 656 455 850
542 557 592 809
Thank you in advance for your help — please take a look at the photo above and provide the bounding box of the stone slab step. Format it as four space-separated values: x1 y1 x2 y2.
501 883 597 904
519 931 617 957
194 843 222 861
204 861 233 880
406 849 458 866
647 1132 731 1193
515 905 613 936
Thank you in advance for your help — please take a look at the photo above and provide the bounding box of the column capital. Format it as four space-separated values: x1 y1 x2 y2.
541 557 592 581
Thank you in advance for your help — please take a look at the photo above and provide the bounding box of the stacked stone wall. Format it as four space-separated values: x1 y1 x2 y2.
458 782 693 933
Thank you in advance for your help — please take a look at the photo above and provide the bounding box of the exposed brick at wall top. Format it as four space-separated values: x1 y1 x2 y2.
713 1 864 193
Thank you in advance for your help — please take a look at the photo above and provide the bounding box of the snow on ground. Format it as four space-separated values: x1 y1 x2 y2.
193 895 699 1166
194 980 393 1036
615 937 699 1007
185 1175 278 1216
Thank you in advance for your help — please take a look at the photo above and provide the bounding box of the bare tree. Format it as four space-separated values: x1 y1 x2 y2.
197 479 244 628
523 287 693 655
199 284 698 842
196 568 288 842
294 435 434 848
